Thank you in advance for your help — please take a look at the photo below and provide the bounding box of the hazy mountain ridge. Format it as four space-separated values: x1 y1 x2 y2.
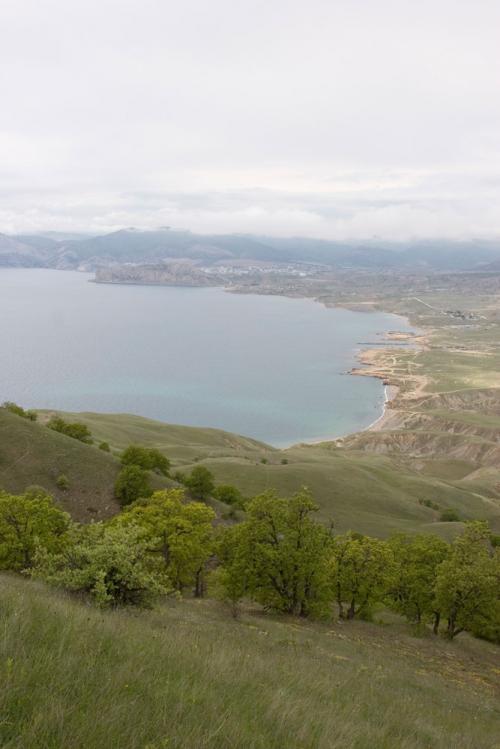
2 228 500 271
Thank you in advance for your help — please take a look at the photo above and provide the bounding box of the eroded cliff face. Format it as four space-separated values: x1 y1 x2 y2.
338 388 500 480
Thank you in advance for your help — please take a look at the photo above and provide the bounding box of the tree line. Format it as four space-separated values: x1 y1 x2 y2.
0 483 498 642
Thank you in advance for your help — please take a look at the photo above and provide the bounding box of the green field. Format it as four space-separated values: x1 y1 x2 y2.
1 574 499 749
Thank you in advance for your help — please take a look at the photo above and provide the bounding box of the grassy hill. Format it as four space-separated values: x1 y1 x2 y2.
45 410 500 537
0 408 122 521
1 574 498 749
2 402 499 536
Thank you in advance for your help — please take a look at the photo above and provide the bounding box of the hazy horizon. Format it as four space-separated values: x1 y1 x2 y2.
6 226 500 245
2 0 499 241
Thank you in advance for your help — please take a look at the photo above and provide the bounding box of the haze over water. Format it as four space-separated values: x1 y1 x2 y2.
0 269 413 446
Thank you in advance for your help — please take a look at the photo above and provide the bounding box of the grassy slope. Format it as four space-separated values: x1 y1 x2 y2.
0 409 121 521
0 410 178 521
51 411 500 537
1 575 499 749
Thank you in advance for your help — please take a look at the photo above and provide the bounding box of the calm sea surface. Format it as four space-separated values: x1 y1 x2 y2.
0 269 414 446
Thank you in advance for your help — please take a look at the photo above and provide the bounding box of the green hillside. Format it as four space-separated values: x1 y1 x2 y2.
46 410 500 537
0 408 122 521
2 404 499 536
1 575 498 749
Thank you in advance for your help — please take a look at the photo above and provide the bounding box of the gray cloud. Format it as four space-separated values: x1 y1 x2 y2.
1 0 499 239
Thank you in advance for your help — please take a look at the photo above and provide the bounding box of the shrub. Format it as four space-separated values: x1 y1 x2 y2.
440 508 460 522
213 484 243 507
56 474 70 491
121 445 170 476
47 416 93 444
2 401 37 421
114 465 152 506
281 458 288 465
34 523 170 607
0 488 70 570
99 441 111 452
418 498 440 510
184 466 215 500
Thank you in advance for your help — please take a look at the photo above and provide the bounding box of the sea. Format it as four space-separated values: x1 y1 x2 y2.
0 269 414 446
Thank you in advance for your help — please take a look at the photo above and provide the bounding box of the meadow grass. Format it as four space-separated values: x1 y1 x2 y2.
1 575 499 749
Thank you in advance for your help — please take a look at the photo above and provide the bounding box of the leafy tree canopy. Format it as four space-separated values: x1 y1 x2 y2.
184 466 215 500
114 465 152 506
213 484 243 507
388 533 448 628
333 533 395 620
0 488 70 570
34 522 169 607
434 521 499 639
118 489 215 593
121 445 170 476
217 489 334 616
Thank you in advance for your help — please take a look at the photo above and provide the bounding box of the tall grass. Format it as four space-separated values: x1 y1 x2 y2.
1 575 499 748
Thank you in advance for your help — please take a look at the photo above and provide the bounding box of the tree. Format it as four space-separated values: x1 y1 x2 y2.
388 533 449 632
56 474 70 491
47 416 93 444
117 489 215 594
213 484 243 507
440 508 460 522
184 466 215 500
34 522 169 607
434 522 499 639
0 488 70 570
213 520 263 617
121 445 170 476
217 489 334 616
333 533 395 619
114 465 152 506
2 401 37 421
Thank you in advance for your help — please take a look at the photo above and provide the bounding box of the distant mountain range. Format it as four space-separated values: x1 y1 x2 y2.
1 227 500 272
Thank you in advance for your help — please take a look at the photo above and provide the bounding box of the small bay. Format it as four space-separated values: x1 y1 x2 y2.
0 269 414 446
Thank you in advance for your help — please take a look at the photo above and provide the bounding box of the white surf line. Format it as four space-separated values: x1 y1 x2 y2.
363 384 390 432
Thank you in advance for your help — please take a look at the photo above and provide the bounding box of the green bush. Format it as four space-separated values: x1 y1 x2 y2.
0 488 70 570
46 416 93 444
440 508 460 522
114 465 152 506
418 498 440 510
184 466 215 500
118 489 215 594
2 401 37 421
56 474 70 491
121 445 170 476
34 523 170 607
99 441 111 452
213 484 243 507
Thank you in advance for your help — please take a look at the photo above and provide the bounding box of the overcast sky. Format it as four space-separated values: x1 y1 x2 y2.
1 0 499 239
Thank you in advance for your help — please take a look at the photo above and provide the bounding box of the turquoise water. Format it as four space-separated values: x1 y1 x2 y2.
0 269 413 446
